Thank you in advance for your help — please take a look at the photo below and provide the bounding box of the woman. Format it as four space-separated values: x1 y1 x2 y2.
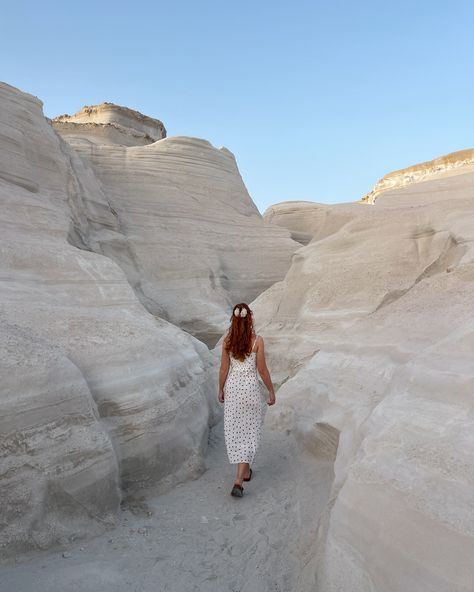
218 302 276 497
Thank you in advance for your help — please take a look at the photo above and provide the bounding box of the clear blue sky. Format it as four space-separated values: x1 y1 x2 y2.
1 1 473 212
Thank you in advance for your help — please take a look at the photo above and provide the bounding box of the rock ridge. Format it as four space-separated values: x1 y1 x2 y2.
53 102 167 146
361 148 474 204
53 109 298 346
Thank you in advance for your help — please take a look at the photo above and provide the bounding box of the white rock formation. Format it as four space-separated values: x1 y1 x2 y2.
0 82 218 554
4 76 472 592
254 171 474 591
53 102 167 146
263 200 359 245
361 148 474 204
52 108 298 346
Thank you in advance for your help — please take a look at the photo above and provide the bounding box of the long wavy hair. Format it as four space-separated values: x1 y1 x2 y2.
224 302 254 361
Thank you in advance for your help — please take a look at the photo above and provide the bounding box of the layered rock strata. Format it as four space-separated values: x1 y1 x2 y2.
255 171 474 591
52 108 298 346
361 148 474 204
0 82 218 554
53 102 167 146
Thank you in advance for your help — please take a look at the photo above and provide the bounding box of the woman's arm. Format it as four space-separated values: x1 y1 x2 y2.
218 340 230 403
256 336 276 405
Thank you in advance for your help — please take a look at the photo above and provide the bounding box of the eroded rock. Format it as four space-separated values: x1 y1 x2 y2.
0 82 216 553
52 109 298 346
257 171 474 591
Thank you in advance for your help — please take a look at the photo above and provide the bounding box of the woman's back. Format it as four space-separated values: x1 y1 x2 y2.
228 336 258 376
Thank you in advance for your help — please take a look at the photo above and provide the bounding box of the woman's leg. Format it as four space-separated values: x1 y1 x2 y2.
234 462 250 485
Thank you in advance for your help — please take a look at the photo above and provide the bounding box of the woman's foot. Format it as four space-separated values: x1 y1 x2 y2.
230 483 244 497
243 468 253 482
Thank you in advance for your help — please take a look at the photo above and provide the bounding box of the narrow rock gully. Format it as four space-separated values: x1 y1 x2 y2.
0 421 334 592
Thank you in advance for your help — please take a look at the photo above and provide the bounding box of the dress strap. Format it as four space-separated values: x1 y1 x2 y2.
252 335 258 352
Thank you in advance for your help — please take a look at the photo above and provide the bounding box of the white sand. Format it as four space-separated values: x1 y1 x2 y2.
0 421 334 592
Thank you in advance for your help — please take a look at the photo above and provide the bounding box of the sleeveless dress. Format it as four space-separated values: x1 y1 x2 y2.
224 336 265 464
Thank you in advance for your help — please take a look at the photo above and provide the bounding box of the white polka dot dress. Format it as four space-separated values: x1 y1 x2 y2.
224 337 265 464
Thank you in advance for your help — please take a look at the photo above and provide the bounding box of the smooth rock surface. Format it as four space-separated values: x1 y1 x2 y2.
3 77 473 592
254 171 474 591
263 200 360 245
0 81 217 554
254 172 474 382
53 110 298 346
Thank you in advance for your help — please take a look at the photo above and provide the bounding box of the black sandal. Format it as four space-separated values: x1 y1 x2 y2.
243 468 253 482
230 484 244 497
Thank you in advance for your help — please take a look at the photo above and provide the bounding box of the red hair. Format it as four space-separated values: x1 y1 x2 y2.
224 303 254 361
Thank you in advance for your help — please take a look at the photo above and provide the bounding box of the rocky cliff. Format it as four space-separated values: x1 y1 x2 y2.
361 148 474 204
0 81 223 554
2 78 473 591
254 170 474 591
52 107 297 346
0 81 296 555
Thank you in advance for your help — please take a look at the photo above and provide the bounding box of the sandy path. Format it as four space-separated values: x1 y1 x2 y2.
0 421 333 592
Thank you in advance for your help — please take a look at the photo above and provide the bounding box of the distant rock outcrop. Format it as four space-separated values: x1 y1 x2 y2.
53 102 167 146
52 108 297 345
361 148 474 204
